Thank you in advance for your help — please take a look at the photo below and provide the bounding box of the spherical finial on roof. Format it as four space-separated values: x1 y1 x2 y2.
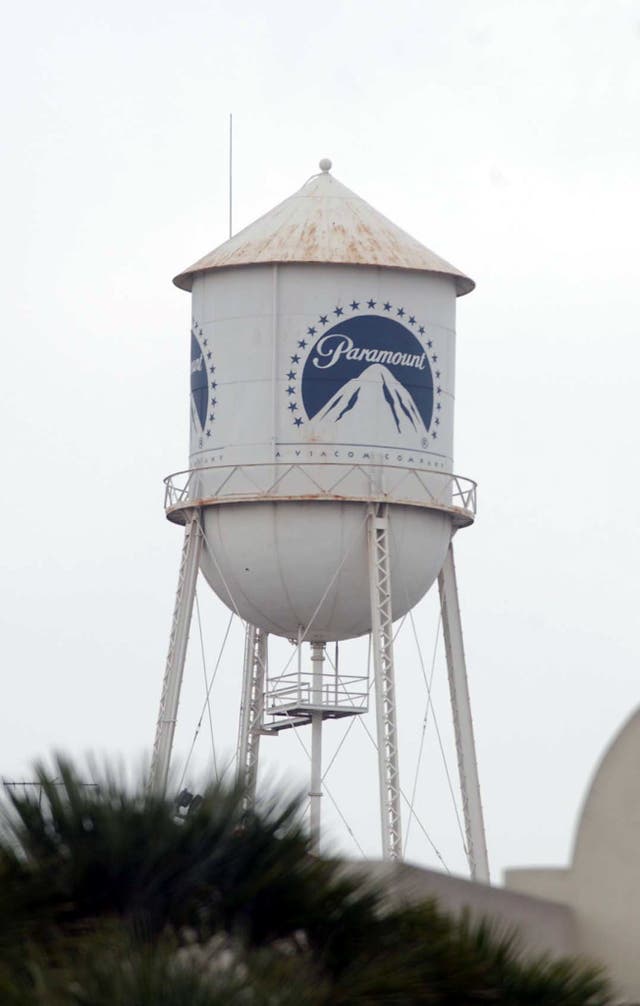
319 158 332 173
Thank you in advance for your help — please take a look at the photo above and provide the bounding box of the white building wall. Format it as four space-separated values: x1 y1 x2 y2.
351 860 578 960
506 707 640 1003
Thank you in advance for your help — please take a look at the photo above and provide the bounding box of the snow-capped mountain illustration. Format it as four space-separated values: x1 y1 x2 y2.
312 364 429 443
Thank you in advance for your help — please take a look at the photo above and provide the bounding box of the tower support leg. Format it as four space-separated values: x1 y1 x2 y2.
150 511 203 795
236 624 268 807
309 642 325 851
438 543 490 883
367 503 402 861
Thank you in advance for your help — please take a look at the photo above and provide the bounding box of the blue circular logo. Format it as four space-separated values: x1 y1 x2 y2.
285 300 444 448
190 322 217 447
301 315 433 436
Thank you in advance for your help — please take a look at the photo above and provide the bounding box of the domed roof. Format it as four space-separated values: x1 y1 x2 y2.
173 161 474 295
571 706 640 871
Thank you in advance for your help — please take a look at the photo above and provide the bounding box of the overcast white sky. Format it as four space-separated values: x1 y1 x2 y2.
1 0 639 882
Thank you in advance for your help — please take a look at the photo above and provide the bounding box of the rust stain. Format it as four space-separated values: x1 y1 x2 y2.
174 170 474 295
166 495 475 531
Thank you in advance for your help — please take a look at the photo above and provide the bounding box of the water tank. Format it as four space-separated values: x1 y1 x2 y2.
167 161 475 641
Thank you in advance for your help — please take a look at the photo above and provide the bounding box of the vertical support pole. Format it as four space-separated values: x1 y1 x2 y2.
236 624 268 807
309 642 325 852
438 543 490 884
271 265 279 462
150 511 202 794
367 503 402 861
334 642 339 706
228 112 233 238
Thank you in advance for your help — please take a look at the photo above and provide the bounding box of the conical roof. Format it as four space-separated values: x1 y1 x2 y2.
173 161 474 295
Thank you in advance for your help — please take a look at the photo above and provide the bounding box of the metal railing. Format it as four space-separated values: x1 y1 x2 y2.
163 461 477 525
266 670 369 716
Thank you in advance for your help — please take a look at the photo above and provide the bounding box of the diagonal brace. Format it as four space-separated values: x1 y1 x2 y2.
150 511 202 794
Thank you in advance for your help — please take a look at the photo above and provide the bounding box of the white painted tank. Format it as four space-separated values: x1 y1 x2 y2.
169 161 475 641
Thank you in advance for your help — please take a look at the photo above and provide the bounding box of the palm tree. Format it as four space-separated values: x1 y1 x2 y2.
0 757 616 1005
1 757 377 942
0 926 326 1006
327 902 613 1005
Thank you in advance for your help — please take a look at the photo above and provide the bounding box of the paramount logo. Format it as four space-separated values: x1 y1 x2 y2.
315 363 427 441
312 334 426 371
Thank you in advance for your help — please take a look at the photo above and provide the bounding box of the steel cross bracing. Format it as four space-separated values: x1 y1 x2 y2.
437 544 490 884
367 503 402 861
236 623 268 807
150 511 203 794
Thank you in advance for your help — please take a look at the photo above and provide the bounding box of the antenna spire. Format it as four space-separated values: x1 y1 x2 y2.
229 113 233 239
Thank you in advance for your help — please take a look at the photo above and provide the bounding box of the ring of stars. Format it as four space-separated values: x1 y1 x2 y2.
285 299 443 437
192 320 217 443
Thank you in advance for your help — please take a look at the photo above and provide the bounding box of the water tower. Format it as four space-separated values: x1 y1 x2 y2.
150 160 488 880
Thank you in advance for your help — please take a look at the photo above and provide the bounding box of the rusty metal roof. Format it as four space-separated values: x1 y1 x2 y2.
173 161 474 295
